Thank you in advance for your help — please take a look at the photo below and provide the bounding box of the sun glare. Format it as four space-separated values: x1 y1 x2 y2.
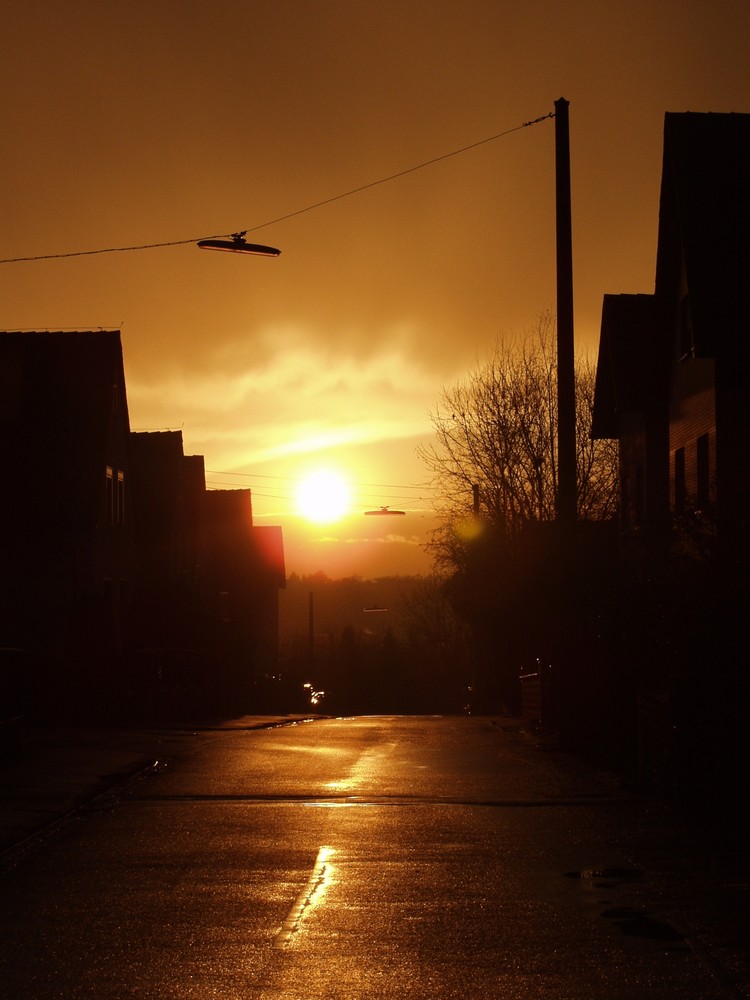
297 470 351 524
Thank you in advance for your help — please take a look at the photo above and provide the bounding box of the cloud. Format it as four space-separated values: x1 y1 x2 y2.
126 326 448 471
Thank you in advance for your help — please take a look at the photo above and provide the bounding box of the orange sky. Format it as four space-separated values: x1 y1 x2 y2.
3 1 750 578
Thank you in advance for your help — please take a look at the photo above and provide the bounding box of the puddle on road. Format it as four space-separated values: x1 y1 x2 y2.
601 906 686 942
565 866 644 885
564 866 687 945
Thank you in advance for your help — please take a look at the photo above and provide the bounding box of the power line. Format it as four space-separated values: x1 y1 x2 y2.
207 486 428 507
204 472 432 506
205 469 431 492
0 112 553 265
203 470 433 508
205 482 430 504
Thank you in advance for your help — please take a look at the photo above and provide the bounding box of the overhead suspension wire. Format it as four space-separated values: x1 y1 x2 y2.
0 111 554 265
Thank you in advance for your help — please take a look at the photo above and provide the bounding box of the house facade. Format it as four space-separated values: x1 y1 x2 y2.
592 293 670 547
592 112 750 801
595 112 750 565
201 490 285 711
0 330 134 716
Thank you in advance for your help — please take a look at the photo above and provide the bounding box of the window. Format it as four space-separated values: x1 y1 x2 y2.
696 434 710 511
106 467 126 525
674 448 686 513
634 465 644 526
117 471 125 525
106 466 115 524
218 591 232 622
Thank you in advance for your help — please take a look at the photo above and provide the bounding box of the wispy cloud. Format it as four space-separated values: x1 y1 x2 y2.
127 329 447 470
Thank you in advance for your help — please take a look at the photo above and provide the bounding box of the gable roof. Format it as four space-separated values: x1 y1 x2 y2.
655 112 750 359
592 294 660 440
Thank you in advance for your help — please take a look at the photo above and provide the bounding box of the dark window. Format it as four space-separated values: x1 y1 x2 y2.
674 448 686 513
696 434 710 510
635 465 644 526
106 466 115 524
117 471 125 525
106 467 125 525
218 591 231 622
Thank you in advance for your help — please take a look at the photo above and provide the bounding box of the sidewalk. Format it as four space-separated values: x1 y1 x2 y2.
0 716 317 858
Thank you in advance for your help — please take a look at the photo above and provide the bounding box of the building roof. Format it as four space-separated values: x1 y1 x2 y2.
202 490 286 588
253 525 286 588
655 111 750 360
591 294 660 440
129 431 189 529
595 112 750 439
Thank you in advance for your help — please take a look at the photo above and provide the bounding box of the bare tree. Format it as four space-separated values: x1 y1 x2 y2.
419 314 618 566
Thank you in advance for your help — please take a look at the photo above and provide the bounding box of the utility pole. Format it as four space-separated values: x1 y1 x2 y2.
552 99 579 745
554 97 577 527
308 591 314 671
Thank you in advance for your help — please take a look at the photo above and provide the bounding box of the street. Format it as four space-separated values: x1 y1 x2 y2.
0 716 746 998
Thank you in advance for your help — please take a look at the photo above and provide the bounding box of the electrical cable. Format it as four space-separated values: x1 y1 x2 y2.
204 469 431 503
0 112 553 264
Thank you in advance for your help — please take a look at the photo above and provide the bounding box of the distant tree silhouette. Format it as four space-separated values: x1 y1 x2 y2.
399 573 473 711
277 574 468 714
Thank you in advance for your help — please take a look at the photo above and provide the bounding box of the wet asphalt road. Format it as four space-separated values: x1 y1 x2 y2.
0 716 747 998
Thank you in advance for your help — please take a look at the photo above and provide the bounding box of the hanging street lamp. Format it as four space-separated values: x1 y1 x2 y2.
197 231 281 256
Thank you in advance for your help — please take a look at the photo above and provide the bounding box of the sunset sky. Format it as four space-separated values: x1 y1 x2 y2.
3 1 750 578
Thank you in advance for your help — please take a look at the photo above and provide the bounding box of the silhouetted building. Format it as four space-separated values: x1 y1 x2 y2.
0 330 134 717
129 431 206 643
595 111 750 570
592 111 750 803
127 435 286 715
201 490 286 710
1 330 286 721
592 294 670 547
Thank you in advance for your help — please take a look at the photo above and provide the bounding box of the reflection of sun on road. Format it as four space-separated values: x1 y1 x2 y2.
296 470 351 524
324 743 397 796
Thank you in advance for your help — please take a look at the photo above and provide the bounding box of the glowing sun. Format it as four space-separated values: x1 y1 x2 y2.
297 470 351 523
